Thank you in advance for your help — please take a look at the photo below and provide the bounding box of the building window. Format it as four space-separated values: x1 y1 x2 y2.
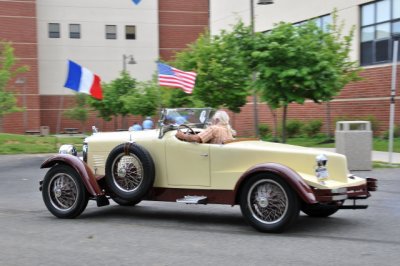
360 0 400 66
106 25 117 39
69 24 81 39
48 23 60 38
125 25 136 40
293 14 332 32
313 14 332 32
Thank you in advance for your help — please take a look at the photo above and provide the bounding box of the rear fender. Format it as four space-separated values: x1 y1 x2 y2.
41 154 104 196
234 163 317 205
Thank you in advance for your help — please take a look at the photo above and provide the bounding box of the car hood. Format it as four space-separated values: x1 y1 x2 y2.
216 140 352 188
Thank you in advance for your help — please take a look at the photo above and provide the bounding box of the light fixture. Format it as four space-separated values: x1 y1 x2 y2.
123 54 136 71
258 0 274 4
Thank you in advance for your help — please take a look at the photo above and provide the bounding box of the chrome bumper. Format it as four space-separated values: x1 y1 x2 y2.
312 177 378 203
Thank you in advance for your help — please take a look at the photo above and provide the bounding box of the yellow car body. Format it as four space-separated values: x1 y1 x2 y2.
40 108 377 232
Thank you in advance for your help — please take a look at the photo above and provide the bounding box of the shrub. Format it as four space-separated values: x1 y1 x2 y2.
286 120 303 138
303 119 323 137
381 124 400 139
258 124 270 138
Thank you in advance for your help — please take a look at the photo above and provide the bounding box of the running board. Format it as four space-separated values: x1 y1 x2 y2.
176 195 207 204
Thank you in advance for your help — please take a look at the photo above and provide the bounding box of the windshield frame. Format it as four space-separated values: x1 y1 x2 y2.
158 107 214 139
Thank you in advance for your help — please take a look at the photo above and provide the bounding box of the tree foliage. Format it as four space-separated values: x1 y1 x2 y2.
64 93 89 132
123 80 159 117
88 71 136 128
0 41 28 132
252 15 360 142
174 22 254 113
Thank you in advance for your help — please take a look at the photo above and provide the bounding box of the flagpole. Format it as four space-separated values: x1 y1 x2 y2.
388 40 398 164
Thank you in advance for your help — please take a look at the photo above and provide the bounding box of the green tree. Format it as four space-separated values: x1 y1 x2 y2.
174 22 254 113
123 80 159 117
252 17 360 142
89 71 137 129
64 93 89 133
0 41 28 132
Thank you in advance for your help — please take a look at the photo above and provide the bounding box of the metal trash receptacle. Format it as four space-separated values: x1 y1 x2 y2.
335 121 372 171
40 126 50 136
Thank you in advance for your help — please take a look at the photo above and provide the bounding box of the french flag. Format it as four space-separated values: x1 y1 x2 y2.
64 60 103 100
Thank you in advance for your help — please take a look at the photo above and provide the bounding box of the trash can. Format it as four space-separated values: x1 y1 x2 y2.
40 126 50 136
335 121 372 170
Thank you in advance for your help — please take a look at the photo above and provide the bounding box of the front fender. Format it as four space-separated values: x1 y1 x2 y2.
234 163 317 205
41 154 104 196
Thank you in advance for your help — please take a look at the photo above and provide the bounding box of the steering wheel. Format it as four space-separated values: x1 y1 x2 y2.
177 124 196 135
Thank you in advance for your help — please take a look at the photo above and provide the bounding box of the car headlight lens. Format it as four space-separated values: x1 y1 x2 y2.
82 143 88 162
59 144 77 156
316 154 327 166
315 154 328 183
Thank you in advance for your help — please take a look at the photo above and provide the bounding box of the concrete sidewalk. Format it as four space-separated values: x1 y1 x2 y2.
318 148 400 164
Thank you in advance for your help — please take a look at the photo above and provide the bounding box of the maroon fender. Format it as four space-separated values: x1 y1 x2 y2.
233 163 317 205
41 154 104 196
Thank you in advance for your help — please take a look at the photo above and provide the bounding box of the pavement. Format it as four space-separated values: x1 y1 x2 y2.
318 148 400 164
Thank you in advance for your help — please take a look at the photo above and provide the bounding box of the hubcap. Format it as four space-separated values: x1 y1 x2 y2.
257 195 269 208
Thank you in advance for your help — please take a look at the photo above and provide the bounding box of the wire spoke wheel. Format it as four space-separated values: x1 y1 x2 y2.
112 154 144 192
240 174 299 233
49 173 78 210
248 180 289 224
105 143 155 202
42 165 89 218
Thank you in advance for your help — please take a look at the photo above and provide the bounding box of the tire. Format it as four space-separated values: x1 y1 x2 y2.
301 203 341 217
112 197 141 206
105 143 155 202
42 164 89 218
240 173 300 233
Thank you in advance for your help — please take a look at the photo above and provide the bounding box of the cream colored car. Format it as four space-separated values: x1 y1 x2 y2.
39 108 377 233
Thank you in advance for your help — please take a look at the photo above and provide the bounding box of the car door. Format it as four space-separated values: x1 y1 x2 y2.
165 135 210 187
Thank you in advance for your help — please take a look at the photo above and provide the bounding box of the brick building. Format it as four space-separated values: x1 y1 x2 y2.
1 0 399 136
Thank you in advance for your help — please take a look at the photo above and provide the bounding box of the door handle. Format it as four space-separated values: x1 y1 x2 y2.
200 153 208 157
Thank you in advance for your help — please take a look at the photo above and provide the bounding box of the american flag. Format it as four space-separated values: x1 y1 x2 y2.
157 63 197 94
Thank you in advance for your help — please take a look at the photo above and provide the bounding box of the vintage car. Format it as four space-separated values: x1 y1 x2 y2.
39 108 377 233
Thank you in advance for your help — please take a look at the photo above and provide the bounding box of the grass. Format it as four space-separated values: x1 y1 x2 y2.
372 161 400 168
1 133 398 154
263 135 400 153
0 133 85 154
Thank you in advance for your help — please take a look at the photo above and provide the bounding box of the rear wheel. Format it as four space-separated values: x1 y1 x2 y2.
42 165 89 218
240 173 300 233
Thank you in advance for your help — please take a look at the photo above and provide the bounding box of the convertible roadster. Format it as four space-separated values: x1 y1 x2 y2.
39 108 377 232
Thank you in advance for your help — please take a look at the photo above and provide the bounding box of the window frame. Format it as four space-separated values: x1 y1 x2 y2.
125 25 136 40
69 24 81 39
48 23 60 38
360 0 400 66
105 25 117 40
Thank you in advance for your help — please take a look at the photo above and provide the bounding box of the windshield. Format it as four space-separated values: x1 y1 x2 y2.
158 108 214 138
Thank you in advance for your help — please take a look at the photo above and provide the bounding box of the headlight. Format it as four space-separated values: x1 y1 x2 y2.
315 154 328 183
59 144 77 156
316 154 327 167
82 143 88 162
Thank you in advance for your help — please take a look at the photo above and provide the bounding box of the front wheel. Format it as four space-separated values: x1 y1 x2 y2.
42 164 89 218
240 173 300 233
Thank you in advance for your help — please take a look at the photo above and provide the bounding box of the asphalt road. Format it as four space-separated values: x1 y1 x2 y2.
0 154 399 266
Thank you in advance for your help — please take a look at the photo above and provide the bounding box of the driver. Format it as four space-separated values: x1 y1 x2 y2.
176 110 235 144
